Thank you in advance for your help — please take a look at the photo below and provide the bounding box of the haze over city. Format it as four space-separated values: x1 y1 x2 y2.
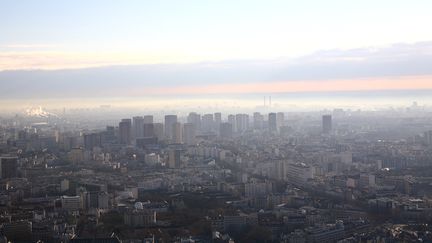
2 1 432 243
1 0 432 112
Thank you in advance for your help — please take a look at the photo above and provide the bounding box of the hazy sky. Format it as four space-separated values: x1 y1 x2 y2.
1 0 432 108
1 0 432 69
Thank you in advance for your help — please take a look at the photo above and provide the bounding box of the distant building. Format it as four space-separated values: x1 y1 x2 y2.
0 156 18 179
83 133 102 150
202 114 214 133
244 180 273 198
136 137 158 147
68 147 84 163
145 153 160 165
268 113 277 133
61 195 81 211
183 123 196 145
119 118 132 144
124 209 156 227
235 114 249 133
220 123 233 139
368 197 396 211
422 130 432 145
273 160 287 180
3 221 32 242
105 126 116 142
322 115 332 134
143 115 153 124
187 112 201 131
83 191 109 210
305 221 345 242
152 123 164 141
253 112 264 130
359 173 376 188
164 115 178 140
283 230 306 243
143 123 155 137
132 116 144 139
286 163 314 185
60 179 70 192
276 112 284 130
168 149 181 168
172 122 183 144
211 215 247 232
228 114 236 132
214 112 222 133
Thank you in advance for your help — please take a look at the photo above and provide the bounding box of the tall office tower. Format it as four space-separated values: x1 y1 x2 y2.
164 115 178 140
168 149 181 168
187 112 201 131
253 112 264 130
153 123 164 141
143 123 155 137
201 114 214 133
228 114 236 132
83 133 102 150
268 113 277 133
143 115 153 124
322 115 332 134
132 116 144 139
424 130 432 145
245 114 250 130
172 122 183 144
105 126 116 141
235 114 249 133
84 191 109 210
183 123 196 145
214 112 222 131
277 112 285 130
119 119 132 144
220 122 233 139
0 156 18 179
274 160 287 181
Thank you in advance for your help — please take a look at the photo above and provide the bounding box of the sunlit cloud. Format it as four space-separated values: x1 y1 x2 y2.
1 41 432 100
0 44 63 49
1 41 432 72
0 51 207 71
139 76 432 95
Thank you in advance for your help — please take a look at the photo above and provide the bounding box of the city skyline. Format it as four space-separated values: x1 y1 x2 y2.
2 2 432 242
1 1 432 109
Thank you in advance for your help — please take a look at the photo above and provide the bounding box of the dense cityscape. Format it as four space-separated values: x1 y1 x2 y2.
1 102 432 242
3 1 432 242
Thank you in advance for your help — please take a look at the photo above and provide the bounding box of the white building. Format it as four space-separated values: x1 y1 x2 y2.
286 163 314 186
61 196 81 211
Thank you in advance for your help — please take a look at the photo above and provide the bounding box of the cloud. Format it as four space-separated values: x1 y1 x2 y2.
140 76 432 95
0 41 432 98
0 51 147 71
0 44 63 49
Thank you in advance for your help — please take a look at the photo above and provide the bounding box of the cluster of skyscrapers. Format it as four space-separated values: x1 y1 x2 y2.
109 112 333 147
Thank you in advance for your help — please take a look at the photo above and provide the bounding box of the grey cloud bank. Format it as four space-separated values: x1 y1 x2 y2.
0 41 432 99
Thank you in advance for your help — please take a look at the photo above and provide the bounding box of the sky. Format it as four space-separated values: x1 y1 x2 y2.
1 0 432 109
